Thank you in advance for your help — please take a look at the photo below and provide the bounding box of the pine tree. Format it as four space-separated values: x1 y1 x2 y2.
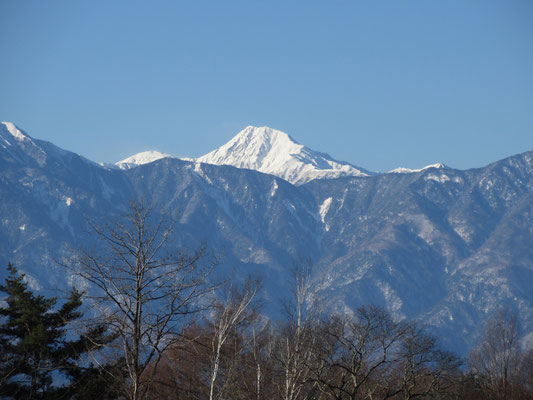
0 263 115 399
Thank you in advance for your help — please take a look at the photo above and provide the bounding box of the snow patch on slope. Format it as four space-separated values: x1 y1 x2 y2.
426 173 451 183
197 126 370 185
193 162 214 185
270 180 278 197
320 197 333 231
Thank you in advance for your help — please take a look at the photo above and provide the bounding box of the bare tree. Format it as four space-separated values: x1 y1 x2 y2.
309 307 463 400
247 321 274 400
208 278 259 400
468 308 523 400
310 306 409 400
69 201 218 400
389 323 461 400
518 349 533 398
273 261 320 400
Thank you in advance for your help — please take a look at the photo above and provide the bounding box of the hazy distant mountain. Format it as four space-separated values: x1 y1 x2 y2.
387 162 449 174
1 121 533 354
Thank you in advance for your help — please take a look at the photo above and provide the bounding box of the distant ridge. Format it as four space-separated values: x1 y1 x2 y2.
388 163 449 174
112 125 454 183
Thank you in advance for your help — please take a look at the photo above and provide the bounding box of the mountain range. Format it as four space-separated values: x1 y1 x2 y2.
1 121 532 354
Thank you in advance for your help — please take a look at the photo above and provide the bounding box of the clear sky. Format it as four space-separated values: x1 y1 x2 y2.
1 0 532 172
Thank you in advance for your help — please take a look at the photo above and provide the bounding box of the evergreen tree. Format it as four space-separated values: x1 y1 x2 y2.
0 263 115 399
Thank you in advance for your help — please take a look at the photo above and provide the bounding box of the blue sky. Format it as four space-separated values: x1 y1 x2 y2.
1 0 532 172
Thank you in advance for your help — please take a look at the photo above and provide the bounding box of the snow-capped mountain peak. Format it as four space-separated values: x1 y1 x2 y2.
115 150 173 170
197 126 370 185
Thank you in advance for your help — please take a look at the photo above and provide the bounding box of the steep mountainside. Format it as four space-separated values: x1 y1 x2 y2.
0 122 133 288
304 152 533 350
1 121 532 353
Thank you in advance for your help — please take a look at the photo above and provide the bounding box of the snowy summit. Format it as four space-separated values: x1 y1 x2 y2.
115 150 173 170
197 126 370 185
1 121 30 142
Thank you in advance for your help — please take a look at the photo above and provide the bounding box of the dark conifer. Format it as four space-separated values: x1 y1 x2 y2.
0 264 116 399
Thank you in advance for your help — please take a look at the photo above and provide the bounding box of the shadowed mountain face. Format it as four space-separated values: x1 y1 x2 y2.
1 121 532 354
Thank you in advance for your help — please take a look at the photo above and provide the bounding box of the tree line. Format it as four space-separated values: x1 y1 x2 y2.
0 202 532 399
